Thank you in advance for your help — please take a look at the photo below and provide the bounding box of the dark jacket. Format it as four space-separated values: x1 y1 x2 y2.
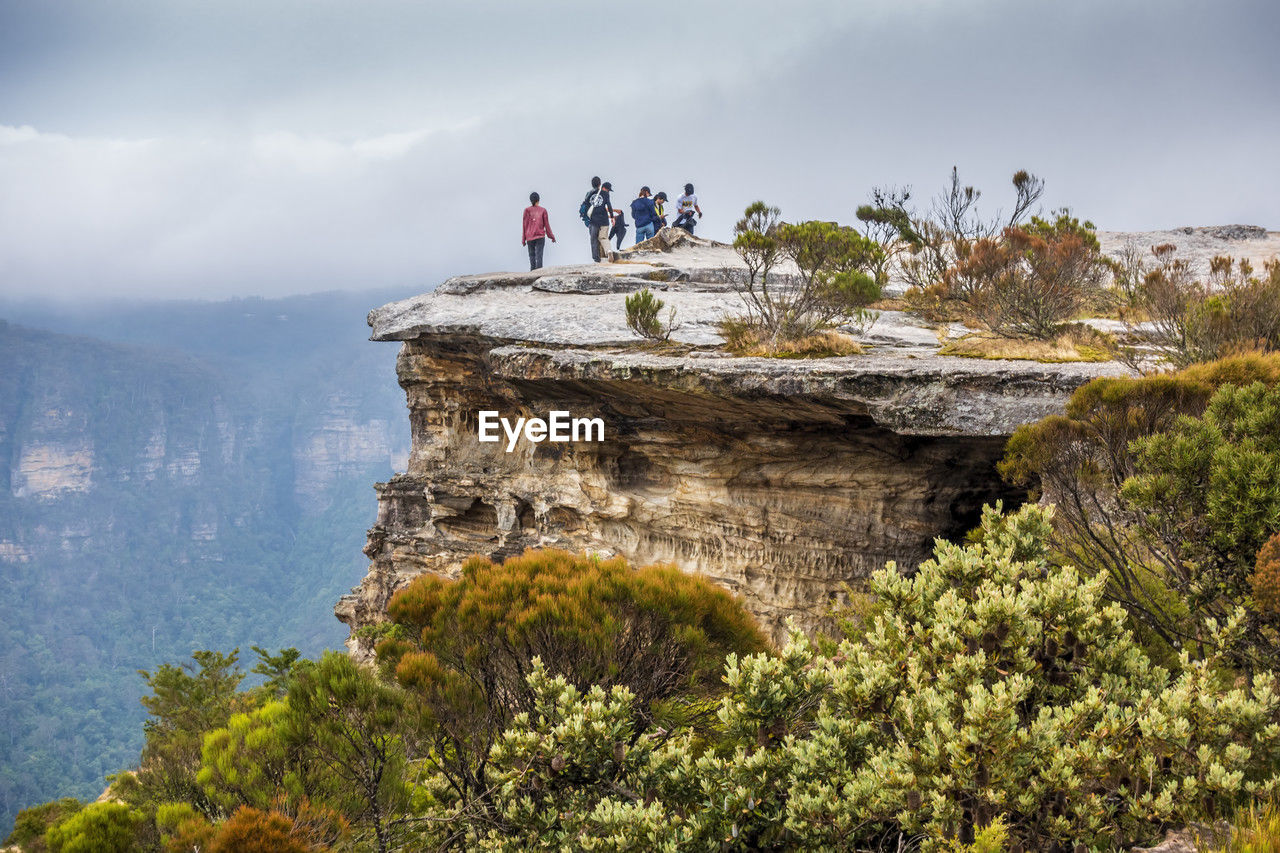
630 196 657 229
585 189 613 227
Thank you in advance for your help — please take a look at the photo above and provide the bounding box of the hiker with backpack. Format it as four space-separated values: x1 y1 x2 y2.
579 177 615 262
521 191 556 270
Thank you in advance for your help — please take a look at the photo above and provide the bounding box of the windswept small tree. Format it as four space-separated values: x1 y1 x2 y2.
127 650 246 816
282 652 414 853
856 184 913 286
731 202 882 347
861 167 1045 295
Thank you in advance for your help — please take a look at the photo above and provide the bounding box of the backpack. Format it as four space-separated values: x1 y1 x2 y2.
580 190 602 225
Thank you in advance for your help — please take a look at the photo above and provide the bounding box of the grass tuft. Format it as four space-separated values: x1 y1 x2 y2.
939 325 1116 363
718 319 863 358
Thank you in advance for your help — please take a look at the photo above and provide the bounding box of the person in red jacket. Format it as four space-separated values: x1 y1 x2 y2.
522 192 556 270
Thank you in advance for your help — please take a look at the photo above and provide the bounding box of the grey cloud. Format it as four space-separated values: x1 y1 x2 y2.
0 0 1275 300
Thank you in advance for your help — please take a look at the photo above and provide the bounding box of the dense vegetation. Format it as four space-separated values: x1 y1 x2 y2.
15 511 1280 851
1002 353 1280 670
7 552 770 852
0 291 410 832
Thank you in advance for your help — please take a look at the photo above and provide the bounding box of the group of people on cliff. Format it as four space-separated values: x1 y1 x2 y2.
520 177 703 270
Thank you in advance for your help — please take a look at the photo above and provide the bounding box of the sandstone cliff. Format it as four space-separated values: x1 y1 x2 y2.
338 230 1134 651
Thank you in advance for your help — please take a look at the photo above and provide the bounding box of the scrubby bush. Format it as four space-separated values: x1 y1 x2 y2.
5 798 83 852
863 167 1044 297
155 802 216 852
730 202 882 350
870 170 1110 341
1252 533 1280 617
198 701 292 815
1133 251 1280 368
1002 354 1280 668
376 548 767 827
920 210 1107 339
205 806 317 853
43 802 146 853
469 505 1280 851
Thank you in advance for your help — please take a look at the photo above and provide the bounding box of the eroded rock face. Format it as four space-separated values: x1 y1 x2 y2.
338 240 1131 654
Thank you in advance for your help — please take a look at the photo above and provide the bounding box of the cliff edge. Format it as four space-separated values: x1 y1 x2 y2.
338 229 1134 652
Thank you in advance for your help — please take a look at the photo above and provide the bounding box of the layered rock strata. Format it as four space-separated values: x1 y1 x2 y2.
338 231 1131 652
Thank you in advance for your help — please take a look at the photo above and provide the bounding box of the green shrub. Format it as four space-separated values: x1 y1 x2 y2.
44 802 145 853
470 506 1280 852
624 288 675 341
729 203 882 351
1003 357 1280 668
376 548 767 828
5 798 82 852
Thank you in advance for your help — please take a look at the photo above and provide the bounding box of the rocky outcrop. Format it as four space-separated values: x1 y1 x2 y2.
339 234 1132 653
1096 224 1280 280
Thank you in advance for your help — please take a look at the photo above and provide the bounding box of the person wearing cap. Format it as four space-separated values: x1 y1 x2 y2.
673 183 702 234
653 191 669 231
521 191 556 270
630 186 658 245
581 177 616 263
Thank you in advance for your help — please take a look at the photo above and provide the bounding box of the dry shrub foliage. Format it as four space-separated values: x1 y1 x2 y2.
1252 533 1280 617
1124 246 1280 368
1002 352 1280 668
939 324 1113 363
200 805 334 853
1212 799 1280 853
718 320 862 358
376 548 767 808
860 167 1115 337
912 211 1107 339
868 167 1045 294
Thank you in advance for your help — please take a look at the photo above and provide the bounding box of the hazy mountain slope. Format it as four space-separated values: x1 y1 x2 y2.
0 289 414 830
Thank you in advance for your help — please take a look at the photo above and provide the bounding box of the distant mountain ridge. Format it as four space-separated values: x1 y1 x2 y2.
0 289 414 831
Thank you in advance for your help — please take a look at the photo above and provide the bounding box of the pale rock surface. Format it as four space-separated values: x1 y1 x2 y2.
12 441 94 498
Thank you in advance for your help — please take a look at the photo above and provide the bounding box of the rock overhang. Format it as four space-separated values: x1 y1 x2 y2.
367 236 1131 437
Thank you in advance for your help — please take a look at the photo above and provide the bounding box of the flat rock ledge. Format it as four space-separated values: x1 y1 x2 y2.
367 236 1131 436
487 345 1126 436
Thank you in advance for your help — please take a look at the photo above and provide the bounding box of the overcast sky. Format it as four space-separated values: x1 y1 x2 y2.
1 0 1277 301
